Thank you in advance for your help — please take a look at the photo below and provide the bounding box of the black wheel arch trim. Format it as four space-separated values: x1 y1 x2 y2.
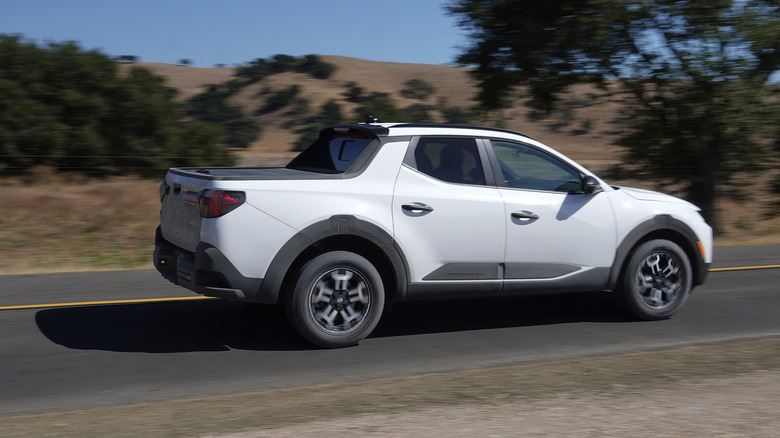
259 215 409 303
607 214 709 291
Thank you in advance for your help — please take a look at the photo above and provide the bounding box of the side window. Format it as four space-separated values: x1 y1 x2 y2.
413 138 485 185
491 140 583 193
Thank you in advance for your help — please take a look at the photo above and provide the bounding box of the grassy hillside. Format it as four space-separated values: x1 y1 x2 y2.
134 56 624 169
2 57 779 275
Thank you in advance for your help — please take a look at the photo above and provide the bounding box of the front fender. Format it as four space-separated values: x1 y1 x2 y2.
607 215 709 290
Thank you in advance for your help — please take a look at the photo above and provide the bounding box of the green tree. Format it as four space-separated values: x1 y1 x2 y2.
405 104 434 122
184 83 261 148
102 66 233 172
401 78 437 100
237 54 336 82
441 105 475 125
0 35 233 175
344 81 364 103
449 0 780 232
288 97 310 117
261 85 301 113
297 54 337 79
174 121 234 168
354 92 408 122
237 58 271 82
294 100 344 150
270 54 298 73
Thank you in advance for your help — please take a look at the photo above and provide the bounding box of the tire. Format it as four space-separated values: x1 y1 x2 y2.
617 239 692 320
285 251 385 348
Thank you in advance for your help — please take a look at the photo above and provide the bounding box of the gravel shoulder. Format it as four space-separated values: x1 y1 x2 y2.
2 338 779 437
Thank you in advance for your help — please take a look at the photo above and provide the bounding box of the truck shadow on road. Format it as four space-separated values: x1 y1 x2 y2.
35 291 632 353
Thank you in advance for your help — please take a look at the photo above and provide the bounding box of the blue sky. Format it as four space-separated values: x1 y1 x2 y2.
1 0 468 67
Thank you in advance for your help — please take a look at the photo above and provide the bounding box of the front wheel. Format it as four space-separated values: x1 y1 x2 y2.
285 251 385 348
617 239 692 320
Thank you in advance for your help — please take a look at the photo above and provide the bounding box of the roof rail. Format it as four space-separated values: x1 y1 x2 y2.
390 123 533 140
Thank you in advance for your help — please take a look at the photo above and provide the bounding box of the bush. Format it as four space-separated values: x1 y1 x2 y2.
261 85 301 113
237 58 271 82
401 79 437 100
297 54 336 79
270 54 298 73
236 54 336 83
344 81 364 103
288 97 310 117
184 84 261 149
354 92 408 122
294 100 344 151
405 104 434 123
441 106 474 124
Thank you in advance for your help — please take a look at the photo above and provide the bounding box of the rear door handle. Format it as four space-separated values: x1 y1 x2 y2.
511 210 539 220
402 202 434 213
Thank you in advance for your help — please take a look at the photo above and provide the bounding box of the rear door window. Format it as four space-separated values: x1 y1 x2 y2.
412 138 485 185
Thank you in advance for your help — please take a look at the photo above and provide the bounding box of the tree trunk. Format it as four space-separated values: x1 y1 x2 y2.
688 145 720 235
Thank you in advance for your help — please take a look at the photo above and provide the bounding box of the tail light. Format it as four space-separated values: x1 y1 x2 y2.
159 180 170 201
197 190 246 218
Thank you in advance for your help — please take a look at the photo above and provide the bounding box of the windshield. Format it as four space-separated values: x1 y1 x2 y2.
287 132 373 173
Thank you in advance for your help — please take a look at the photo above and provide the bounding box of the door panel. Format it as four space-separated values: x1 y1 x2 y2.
501 189 616 277
392 166 505 287
489 139 616 292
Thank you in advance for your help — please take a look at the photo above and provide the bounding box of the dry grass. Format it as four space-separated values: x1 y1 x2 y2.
0 168 160 275
3 58 779 275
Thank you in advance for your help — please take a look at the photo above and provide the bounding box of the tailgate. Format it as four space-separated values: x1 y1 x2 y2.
159 173 208 253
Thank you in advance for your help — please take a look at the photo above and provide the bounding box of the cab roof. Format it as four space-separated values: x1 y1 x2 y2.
322 119 533 141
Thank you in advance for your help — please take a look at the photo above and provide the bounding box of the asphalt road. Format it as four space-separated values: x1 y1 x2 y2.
1 245 778 417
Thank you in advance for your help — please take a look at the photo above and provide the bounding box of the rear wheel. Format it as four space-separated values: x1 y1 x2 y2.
285 251 384 348
617 239 692 320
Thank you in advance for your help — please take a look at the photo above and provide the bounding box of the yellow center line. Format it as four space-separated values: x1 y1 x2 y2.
0 296 213 311
2 265 779 311
709 265 780 272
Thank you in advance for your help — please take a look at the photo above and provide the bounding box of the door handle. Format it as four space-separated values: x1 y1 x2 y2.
402 202 434 213
511 210 539 220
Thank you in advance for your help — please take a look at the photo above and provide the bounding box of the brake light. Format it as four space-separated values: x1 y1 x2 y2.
197 190 245 218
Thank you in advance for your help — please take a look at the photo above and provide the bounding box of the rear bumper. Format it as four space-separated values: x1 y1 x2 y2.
153 226 273 303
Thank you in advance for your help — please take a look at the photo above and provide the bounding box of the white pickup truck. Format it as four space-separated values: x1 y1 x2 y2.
154 119 712 348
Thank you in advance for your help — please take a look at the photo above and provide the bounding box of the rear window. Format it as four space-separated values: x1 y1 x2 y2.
287 131 373 174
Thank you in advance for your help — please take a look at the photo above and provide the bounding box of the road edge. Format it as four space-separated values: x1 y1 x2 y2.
2 337 779 437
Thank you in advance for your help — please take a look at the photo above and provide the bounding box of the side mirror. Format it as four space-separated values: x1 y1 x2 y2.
583 175 603 194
